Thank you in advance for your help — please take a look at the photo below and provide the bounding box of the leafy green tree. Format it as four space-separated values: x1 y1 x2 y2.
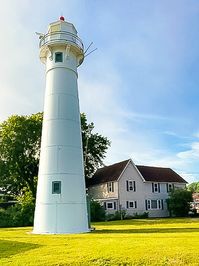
81 113 111 178
187 182 199 193
0 113 110 197
167 189 193 217
0 113 42 197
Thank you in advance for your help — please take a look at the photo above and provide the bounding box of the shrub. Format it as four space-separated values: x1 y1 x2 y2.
105 213 116 221
90 199 105 222
106 210 126 221
167 189 193 217
0 208 12 227
16 190 35 226
123 212 149 220
133 212 149 219
0 190 35 227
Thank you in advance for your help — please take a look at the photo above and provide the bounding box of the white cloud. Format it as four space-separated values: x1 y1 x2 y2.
194 131 199 138
0 0 198 185
177 142 199 160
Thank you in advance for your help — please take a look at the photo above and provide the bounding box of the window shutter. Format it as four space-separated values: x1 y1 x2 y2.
152 183 154 193
145 200 148 210
133 181 136 192
114 202 116 210
126 201 129 209
126 181 129 191
172 184 175 190
158 183 160 193
104 202 107 210
107 183 109 192
135 201 137 209
112 182 114 192
166 183 169 193
161 199 164 210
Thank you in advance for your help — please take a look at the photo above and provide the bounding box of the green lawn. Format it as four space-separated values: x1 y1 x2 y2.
0 218 199 265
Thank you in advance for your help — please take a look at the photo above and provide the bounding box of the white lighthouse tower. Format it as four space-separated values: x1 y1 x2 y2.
33 16 89 234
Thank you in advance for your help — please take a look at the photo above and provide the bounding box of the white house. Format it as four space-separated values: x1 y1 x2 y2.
87 159 187 217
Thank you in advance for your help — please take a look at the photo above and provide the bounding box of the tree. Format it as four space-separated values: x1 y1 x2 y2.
0 113 42 197
0 113 110 197
81 113 111 178
167 189 193 217
187 182 199 193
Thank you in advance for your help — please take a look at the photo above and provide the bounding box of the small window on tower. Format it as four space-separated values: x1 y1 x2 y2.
55 52 63 62
52 181 61 194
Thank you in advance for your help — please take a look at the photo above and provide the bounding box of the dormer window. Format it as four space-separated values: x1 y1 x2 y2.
55 52 63 62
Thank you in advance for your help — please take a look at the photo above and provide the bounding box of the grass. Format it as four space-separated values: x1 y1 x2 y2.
0 218 199 265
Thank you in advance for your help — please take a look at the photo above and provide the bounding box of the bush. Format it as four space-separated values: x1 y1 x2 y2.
133 212 149 219
16 190 35 226
167 189 193 217
0 190 35 228
0 208 12 227
90 200 105 222
105 211 149 221
106 210 126 221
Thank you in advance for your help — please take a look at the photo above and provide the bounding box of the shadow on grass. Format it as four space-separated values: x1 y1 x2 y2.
92 227 199 234
0 240 41 259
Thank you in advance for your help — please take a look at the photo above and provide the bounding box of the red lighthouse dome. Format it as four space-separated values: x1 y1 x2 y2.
60 16 65 21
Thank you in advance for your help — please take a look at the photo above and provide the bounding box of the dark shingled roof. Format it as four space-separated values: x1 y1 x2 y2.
87 159 129 186
87 159 187 186
136 165 187 183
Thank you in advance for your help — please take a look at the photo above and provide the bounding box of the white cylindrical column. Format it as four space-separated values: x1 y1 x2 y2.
33 17 89 234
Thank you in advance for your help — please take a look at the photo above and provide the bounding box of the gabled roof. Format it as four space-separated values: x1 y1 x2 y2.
87 159 129 186
87 159 187 186
136 165 187 183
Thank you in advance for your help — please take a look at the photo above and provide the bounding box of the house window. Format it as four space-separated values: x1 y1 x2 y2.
152 182 160 193
146 199 163 210
52 181 61 194
167 183 174 192
55 52 63 62
126 200 137 209
126 180 136 191
151 200 158 209
107 182 114 193
106 201 116 210
107 202 113 209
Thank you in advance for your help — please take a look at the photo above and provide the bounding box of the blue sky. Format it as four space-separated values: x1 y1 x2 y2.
0 0 199 183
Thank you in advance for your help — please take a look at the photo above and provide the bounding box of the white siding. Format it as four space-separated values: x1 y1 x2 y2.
144 182 169 217
88 161 187 218
118 162 187 217
88 182 118 200
118 161 146 216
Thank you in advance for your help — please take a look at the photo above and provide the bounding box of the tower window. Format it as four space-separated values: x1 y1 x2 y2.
55 52 63 62
52 181 61 194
